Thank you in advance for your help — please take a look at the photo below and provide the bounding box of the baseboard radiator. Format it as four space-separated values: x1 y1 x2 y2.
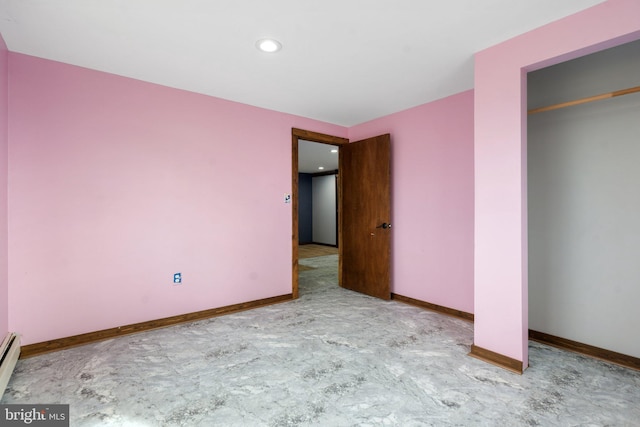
0 333 21 399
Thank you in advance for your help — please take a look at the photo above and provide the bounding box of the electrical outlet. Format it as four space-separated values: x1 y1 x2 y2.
173 272 182 284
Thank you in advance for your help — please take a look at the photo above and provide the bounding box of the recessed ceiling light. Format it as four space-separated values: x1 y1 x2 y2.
256 38 282 53
318 166 325 170
330 149 338 153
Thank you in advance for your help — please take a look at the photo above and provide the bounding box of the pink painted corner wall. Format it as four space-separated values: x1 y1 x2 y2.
0 34 8 339
474 0 640 366
349 91 475 314
7 53 346 345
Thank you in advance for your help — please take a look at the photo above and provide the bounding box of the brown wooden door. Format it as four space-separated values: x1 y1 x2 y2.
339 134 391 300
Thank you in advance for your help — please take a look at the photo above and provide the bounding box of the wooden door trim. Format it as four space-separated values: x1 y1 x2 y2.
292 128 348 143
292 128 348 299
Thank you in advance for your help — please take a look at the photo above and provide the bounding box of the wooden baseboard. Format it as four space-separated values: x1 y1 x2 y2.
309 242 338 248
389 293 637 372
529 330 640 371
391 293 474 322
20 294 293 359
469 344 524 374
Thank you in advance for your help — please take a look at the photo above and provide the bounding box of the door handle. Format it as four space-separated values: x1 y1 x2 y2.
376 222 391 229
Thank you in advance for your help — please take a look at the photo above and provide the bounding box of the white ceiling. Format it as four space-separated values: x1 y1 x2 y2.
299 140 339 174
0 0 604 126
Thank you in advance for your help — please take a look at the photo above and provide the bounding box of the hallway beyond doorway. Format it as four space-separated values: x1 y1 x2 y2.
299 244 338 259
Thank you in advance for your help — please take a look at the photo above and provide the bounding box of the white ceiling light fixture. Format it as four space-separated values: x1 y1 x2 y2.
318 166 325 170
330 149 338 153
256 38 282 53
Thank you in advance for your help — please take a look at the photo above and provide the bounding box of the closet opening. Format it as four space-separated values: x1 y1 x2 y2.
526 38 640 370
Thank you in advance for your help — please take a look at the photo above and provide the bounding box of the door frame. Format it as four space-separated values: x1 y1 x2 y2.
292 128 349 298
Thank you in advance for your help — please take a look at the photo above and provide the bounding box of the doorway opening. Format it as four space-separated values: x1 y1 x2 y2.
298 141 339 248
526 38 640 368
291 129 348 299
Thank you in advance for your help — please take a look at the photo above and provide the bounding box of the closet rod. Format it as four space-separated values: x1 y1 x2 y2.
528 85 640 115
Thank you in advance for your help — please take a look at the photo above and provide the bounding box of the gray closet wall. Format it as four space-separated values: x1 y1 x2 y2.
528 39 640 358
312 174 337 246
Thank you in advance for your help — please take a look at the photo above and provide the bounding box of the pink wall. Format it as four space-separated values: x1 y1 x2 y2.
0 34 8 339
8 53 347 345
474 0 640 367
349 91 475 314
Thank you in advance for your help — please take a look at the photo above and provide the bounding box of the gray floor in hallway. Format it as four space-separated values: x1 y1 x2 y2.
2 254 640 426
